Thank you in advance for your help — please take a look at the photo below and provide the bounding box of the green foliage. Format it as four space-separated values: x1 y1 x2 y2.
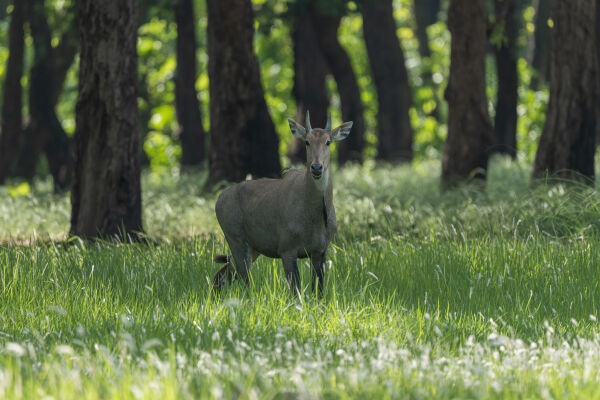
0 0 551 172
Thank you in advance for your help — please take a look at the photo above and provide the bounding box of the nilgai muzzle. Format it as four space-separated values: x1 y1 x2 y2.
212 111 353 294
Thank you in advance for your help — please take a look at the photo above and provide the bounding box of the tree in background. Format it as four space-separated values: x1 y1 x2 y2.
532 0 597 183
25 0 73 190
311 1 365 164
71 0 142 238
413 0 441 119
442 0 493 186
175 0 206 167
287 1 329 165
530 0 556 89
206 0 281 184
0 0 25 185
362 0 413 162
491 0 519 158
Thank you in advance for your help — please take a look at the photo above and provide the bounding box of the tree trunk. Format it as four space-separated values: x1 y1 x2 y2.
596 0 600 146
26 0 72 190
530 0 555 88
492 0 518 157
10 7 78 182
312 6 365 164
442 0 493 186
532 0 597 183
0 0 25 184
363 0 413 162
288 14 329 165
413 0 440 59
71 0 142 238
206 0 281 184
175 0 206 167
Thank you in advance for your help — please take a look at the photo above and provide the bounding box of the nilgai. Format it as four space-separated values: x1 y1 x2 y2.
212 111 353 294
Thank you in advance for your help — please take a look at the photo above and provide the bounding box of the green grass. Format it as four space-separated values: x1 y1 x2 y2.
1 157 600 398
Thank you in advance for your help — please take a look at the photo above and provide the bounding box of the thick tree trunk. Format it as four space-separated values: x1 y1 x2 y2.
492 0 518 157
288 14 329 165
26 0 72 190
442 0 493 186
312 7 365 164
0 0 25 184
532 0 597 183
175 0 206 167
363 0 413 162
530 0 556 88
207 0 281 184
71 0 142 238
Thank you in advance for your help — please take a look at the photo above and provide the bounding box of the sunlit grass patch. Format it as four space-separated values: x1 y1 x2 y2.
1 159 600 397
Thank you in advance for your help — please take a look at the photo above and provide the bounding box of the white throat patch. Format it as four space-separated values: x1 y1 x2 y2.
312 169 329 192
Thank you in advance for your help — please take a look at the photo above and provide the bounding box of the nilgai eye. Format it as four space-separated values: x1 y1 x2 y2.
326 140 332 146
305 141 310 146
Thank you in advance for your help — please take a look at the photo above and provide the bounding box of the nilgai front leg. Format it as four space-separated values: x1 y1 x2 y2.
311 252 326 296
282 254 301 294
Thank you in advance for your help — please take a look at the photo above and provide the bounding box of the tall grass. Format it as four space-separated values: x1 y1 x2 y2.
1 157 600 398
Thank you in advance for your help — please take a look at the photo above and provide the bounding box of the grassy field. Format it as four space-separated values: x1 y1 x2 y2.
1 157 600 398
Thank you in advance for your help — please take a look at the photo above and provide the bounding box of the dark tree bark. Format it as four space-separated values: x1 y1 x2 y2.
0 0 8 20
442 0 493 186
0 0 25 184
71 0 142 238
175 0 206 167
530 0 556 88
532 0 597 183
413 0 440 59
492 0 518 157
413 0 441 120
312 6 365 164
24 0 72 190
363 0 413 162
596 0 600 146
207 0 281 184
288 14 329 164
10 7 78 182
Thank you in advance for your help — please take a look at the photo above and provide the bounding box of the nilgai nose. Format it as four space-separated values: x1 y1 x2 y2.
212 110 353 295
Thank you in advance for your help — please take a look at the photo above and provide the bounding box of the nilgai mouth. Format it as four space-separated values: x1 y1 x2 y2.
312 173 322 180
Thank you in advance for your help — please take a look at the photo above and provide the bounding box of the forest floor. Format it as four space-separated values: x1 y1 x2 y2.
1 157 600 398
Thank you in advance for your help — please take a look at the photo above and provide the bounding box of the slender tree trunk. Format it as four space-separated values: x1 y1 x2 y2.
492 0 518 157
0 0 25 184
413 0 441 120
442 0 493 186
11 7 78 182
71 0 142 238
532 0 597 183
596 0 600 146
363 0 413 162
175 0 206 167
26 0 72 190
413 0 440 59
312 7 365 164
288 14 329 165
530 0 555 88
207 0 281 184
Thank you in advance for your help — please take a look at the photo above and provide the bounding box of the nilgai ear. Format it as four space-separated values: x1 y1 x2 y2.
287 118 306 139
330 121 353 142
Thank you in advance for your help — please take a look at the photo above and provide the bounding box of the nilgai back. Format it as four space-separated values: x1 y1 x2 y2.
213 111 353 294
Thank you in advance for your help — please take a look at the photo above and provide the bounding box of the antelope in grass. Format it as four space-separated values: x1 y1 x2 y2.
212 111 353 295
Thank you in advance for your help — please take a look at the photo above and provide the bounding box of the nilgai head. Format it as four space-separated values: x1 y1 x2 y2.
287 111 353 183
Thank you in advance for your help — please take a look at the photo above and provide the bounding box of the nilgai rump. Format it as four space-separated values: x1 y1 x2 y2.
213 111 353 294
